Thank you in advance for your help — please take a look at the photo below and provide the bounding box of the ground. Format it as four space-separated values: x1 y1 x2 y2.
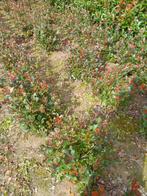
0 0 147 195
0 50 146 195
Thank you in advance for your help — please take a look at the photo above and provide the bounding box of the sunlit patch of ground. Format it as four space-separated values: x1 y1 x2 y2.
47 51 99 119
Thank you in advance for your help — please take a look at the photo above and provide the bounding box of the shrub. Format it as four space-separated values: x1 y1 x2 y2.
74 0 146 34
7 63 58 134
96 64 146 107
64 0 146 108
44 117 114 192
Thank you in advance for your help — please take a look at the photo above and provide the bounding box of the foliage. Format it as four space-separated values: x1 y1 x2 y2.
44 117 114 192
74 0 146 33
40 1 146 192
0 1 60 134
49 0 146 107
35 21 59 52
1 0 146 194
7 64 58 134
48 0 146 34
97 64 146 106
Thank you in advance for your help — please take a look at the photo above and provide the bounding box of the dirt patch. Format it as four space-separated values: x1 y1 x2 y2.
103 137 146 195
51 180 78 196
47 51 99 119
14 133 46 161
71 80 99 118
0 104 78 196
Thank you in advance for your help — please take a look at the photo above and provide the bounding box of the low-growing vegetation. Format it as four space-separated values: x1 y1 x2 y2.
44 117 114 192
0 0 146 195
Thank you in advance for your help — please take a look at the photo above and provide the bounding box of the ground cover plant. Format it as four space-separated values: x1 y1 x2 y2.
0 0 146 195
0 0 61 134
46 0 146 106
44 116 115 193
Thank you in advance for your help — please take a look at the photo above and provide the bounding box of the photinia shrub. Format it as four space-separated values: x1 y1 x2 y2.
44 117 114 192
7 64 58 134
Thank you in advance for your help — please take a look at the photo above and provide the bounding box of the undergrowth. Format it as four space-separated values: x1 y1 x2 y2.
0 0 146 194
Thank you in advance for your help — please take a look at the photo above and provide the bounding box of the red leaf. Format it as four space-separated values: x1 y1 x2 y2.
95 128 100 135
131 180 140 191
131 180 141 196
55 116 62 125
91 191 99 196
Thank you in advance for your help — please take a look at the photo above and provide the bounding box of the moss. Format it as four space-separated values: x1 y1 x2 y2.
109 114 140 140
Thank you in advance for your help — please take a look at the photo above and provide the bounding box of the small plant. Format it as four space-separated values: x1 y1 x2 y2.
8 66 58 134
44 117 114 192
96 64 146 107
35 23 59 52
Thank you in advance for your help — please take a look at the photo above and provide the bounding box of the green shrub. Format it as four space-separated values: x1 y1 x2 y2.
63 0 146 108
44 117 114 192
7 64 58 134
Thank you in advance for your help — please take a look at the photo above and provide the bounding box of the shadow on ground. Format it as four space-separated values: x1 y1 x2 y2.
82 92 147 195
